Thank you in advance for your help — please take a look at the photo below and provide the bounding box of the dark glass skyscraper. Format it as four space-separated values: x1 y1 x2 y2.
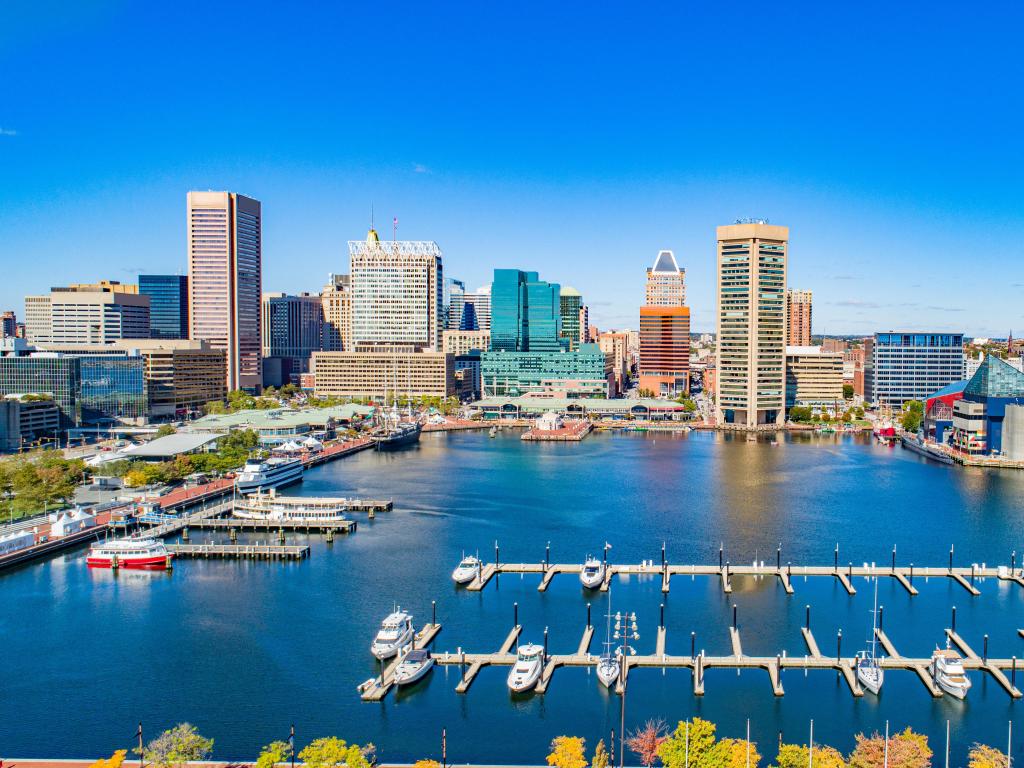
139 275 189 339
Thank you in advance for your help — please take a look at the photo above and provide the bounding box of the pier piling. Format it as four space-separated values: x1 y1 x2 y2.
691 631 696 659
513 602 518 629
587 603 592 628
806 605 811 630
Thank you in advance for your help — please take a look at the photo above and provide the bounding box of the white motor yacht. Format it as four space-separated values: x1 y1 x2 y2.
371 610 414 659
596 653 619 688
393 648 434 686
932 643 972 699
507 644 545 692
579 556 605 589
451 555 482 585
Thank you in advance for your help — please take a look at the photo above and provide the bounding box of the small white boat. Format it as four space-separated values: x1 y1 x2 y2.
932 643 972 699
596 653 619 688
393 648 434 686
579 556 605 589
507 644 545 692
452 555 482 584
371 610 414 659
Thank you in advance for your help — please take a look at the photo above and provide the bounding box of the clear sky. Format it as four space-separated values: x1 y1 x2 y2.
1 1 1022 337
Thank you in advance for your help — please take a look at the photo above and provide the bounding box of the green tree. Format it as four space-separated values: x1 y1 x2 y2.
848 728 931 768
154 424 177 438
788 406 813 423
659 718 717 768
843 383 855 399
592 740 610 768
548 736 588 768
204 399 228 415
256 741 294 768
776 743 847 768
138 723 213 768
299 738 373 768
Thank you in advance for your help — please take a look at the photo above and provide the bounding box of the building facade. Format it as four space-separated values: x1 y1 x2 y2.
491 270 562 352
785 346 844 409
348 228 443 352
559 287 584 349
950 355 1024 455
715 222 788 427
1 312 16 339
125 339 227 419
481 344 612 398
311 351 456 399
639 250 690 397
48 287 150 345
24 295 52 345
187 191 263 391
261 292 324 377
442 330 490 357
0 396 62 451
463 286 492 331
785 289 813 347
599 332 630 395
321 274 351 352
871 332 965 406
139 274 189 339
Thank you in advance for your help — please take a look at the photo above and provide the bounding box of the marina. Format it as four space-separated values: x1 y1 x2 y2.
6 430 1024 763
165 542 310 560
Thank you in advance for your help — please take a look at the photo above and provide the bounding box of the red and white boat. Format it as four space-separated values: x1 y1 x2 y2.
87 537 173 570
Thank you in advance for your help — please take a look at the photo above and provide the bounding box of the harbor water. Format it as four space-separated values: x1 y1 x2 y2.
3 430 1024 762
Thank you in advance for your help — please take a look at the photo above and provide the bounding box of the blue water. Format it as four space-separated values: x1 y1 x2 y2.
3 431 1024 762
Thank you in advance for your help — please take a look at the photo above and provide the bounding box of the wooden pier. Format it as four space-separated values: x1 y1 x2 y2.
419 623 1024 701
166 543 309 560
358 623 444 701
463 557 1024 597
183 518 357 535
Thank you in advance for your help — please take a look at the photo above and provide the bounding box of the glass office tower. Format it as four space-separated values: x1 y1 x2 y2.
139 275 189 339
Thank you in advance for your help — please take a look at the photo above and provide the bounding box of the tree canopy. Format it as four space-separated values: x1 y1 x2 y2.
138 723 213 768
547 736 588 768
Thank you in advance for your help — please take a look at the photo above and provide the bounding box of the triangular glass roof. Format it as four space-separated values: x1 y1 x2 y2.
651 250 680 273
964 355 1024 398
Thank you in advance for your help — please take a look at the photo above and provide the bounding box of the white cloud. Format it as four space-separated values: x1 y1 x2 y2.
413 163 431 174
0 128 16 137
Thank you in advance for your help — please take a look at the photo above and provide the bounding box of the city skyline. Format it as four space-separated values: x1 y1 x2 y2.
2 4 1022 337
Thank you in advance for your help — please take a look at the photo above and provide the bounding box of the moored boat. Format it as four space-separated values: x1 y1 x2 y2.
393 648 434 686
900 434 955 465
931 643 972 699
234 491 348 523
452 554 482 584
87 537 173 570
855 577 885 695
371 609 415 659
507 644 545 692
595 591 619 688
235 458 304 493
579 556 606 589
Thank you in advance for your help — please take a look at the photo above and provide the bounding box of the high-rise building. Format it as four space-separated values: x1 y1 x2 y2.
187 191 263 391
464 285 491 331
491 270 561 352
445 278 466 331
871 332 965 406
348 228 443 351
639 250 690 396
24 295 52 344
559 287 584 350
321 274 351 352
786 289 812 346
715 222 788 427
579 305 590 347
48 286 151 345
1 312 17 339
646 250 686 305
599 331 631 394
139 275 189 339
261 292 324 377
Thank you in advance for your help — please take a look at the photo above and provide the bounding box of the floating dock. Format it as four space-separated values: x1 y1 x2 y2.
166 543 309 560
358 623 444 701
463 555 1023 597
182 518 357 535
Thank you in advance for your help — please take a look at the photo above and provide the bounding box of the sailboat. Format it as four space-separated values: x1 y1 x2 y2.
855 577 884 695
595 590 619 688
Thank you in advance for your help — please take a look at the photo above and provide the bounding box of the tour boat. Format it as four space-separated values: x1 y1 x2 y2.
595 592 619 688
507 644 545 692
235 458 304 494
234 491 348 523
874 420 897 446
855 578 885 695
451 554 482 585
393 648 434 686
931 643 972 699
579 555 606 589
87 537 172 570
371 609 415 659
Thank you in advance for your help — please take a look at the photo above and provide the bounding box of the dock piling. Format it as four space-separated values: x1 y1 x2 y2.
691 631 696 658
984 634 989 662
834 543 839 571
587 603 592 628
660 602 665 629
836 629 842 662
543 626 549 660
432 600 436 627
952 606 957 633
732 603 738 630
662 541 666 569
879 605 884 631
1013 551 1017 574
892 545 896 573
777 544 781 572
949 545 954 573
805 605 810 631
545 542 550 571
1014 657 1017 687
719 543 723 569
495 541 500 568
513 601 518 628
910 563 914 583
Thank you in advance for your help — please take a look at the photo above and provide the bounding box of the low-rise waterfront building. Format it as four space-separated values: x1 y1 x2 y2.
950 355 1024 455
311 350 456 399
188 404 373 443
785 346 844 410
481 344 613 398
475 395 689 420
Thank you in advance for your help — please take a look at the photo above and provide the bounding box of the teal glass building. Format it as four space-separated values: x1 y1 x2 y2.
491 270 562 352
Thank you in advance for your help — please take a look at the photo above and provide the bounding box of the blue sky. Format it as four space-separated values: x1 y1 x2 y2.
2 1 1022 336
